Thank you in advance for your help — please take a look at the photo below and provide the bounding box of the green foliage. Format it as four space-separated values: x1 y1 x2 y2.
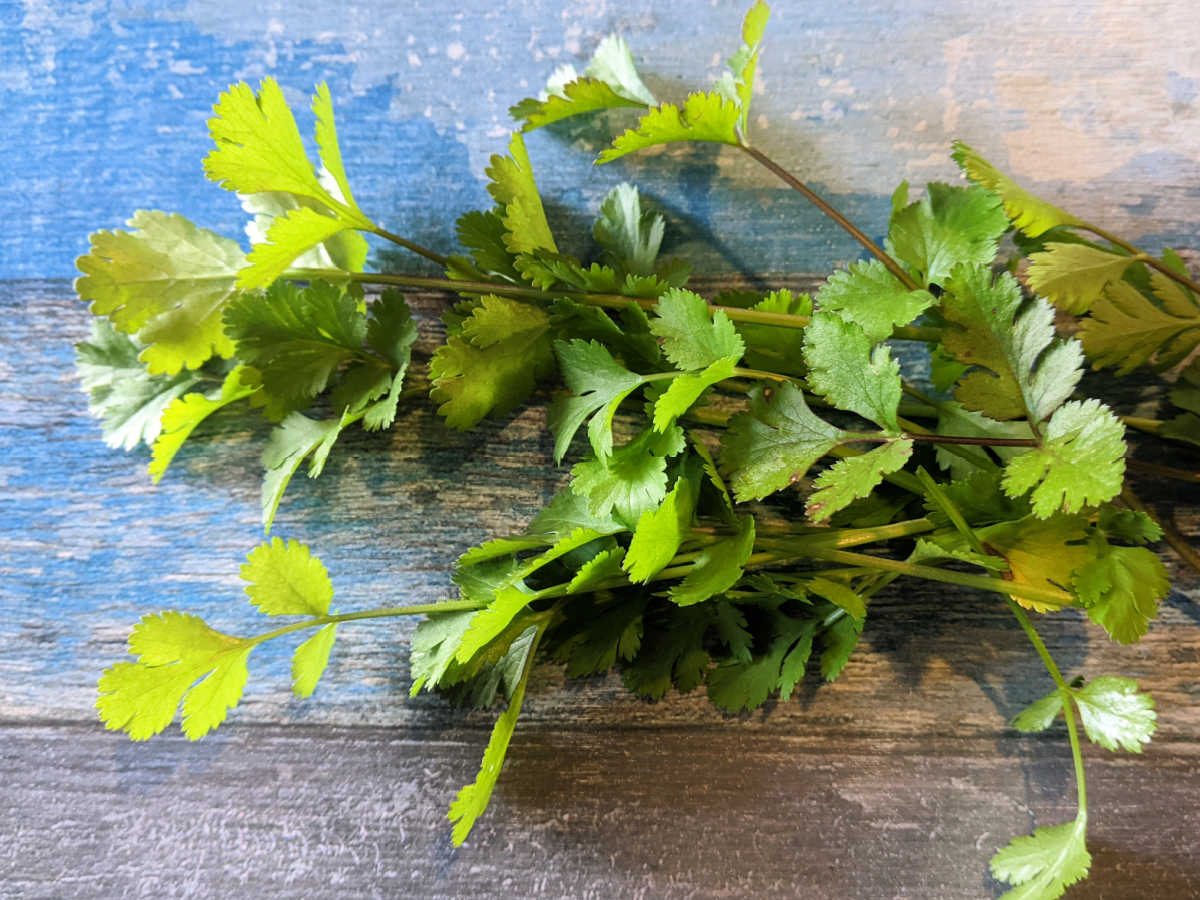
990 816 1090 900
802 312 902 431
806 440 913 523
815 259 935 342
485 132 557 254
886 182 1009 287
599 92 743 163
650 288 745 371
150 366 259 481
1080 280 1200 374
951 141 1082 236
1072 676 1156 753
1026 243 1133 314
548 339 648 460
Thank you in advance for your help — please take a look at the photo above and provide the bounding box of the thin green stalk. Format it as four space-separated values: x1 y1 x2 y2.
1121 415 1163 437
1076 222 1200 295
249 597 486 646
1005 599 1088 814
369 226 451 268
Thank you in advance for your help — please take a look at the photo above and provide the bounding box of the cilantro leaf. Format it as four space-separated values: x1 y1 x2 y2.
803 312 902 431
1001 399 1125 517
990 817 1090 900
886 182 1008 287
712 0 770 136
75 211 244 374
1080 280 1200 374
706 612 814 713
650 288 745 371
806 440 914 523
815 259 935 342
668 513 755 606
1025 243 1134 315
652 358 737 431
940 264 1082 423
240 537 334 617
570 426 686 525
242 188 368 273
261 410 351 532
1012 688 1064 733
566 547 627 593
819 613 863 681
624 470 699 582
976 515 1090 612
547 339 647 460
240 206 350 289
409 611 479 696
452 209 520 281
430 296 555 429
933 400 1034 478
486 132 556 254
1074 542 1167 644
75 319 204 451
593 183 665 278
737 289 812 377
720 382 846 501
1072 675 1156 753
621 606 712 699
97 611 253 741
952 141 1082 237
150 365 259 482
598 92 743 163
291 623 338 698
550 594 648 677
224 281 366 409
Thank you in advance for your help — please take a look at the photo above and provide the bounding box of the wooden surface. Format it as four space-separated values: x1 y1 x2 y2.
4 1 1200 896
3 282 1200 898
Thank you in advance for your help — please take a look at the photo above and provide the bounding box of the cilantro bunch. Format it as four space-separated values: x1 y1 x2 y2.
75 4 1197 896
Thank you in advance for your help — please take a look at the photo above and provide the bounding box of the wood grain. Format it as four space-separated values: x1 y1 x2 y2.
4 279 1200 897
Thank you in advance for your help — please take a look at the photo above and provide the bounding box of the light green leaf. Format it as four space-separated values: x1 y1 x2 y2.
150 365 259 482
485 132 556 254
240 181 368 273
806 439 913 523
669 513 755 606
1074 542 1167 644
359 291 418 431
598 91 742 163
886 182 1008 287
75 211 245 374
652 358 737 431
261 411 351 532
736 289 811 377
976 514 1091 612
570 427 685 525
312 82 357 209
932 400 1034 478
941 264 1082 423
240 537 334 617
1001 399 1125 517
513 78 647 132
624 471 699 583
808 577 866 621
292 623 338 698
1026 243 1133 315
1072 676 1156 753
97 611 253 740
720 382 847 501
1012 688 1064 733
409 610 478 695
712 0 770 135
548 339 647 460
651 288 744 371
952 141 1082 237
593 183 665 277
990 817 1090 900
583 34 658 105
1080 280 1200 374
567 547 627 593
75 319 204 451
803 311 902 432
239 206 349 289
816 259 935 342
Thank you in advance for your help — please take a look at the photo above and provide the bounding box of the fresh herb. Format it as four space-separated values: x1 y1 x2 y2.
76 4 1197 896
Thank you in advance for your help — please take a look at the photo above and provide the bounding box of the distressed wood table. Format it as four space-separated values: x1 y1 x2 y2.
3 2 1199 897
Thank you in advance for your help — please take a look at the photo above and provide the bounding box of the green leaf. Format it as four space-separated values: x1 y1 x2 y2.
485 132 556 254
239 206 349 289
97 611 253 740
593 183 665 277
150 365 259 482
650 288 745 371
75 319 204 451
819 613 862 681
624 470 699 582
712 0 770 135
652 358 737 431
359 291 418 430
312 81 357 208
1012 688 1064 733
1150 247 1199 315
806 439 913 523
449 625 540 845
990 817 1090 900
1080 280 1200 374
240 537 334 617
224 281 366 408
598 91 742 163
1074 542 1167 644
292 623 338 698
551 594 647 677
1072 676 1156 753
720 382 846 501
886 182 1008 287
940 264 1082 423
1096 504 1162 545
430 296 555 430
75 211 245 374
260 411 351 532
567 547 627 593
736 289 812 377
803 312 902 431
621 606 712 699
409 610 478 695
570 427 685 525
241 189 368 273
668 513 755 606
932 400 1034 478
706 612 815 713
1001 399 1125 517
808 577 866 621
815 259 935 342
975 515 1091 612
1026 243 1133 315
548 339 647 461
952 141 1082 237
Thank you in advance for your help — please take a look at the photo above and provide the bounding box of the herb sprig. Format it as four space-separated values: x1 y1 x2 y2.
76 4 1195 896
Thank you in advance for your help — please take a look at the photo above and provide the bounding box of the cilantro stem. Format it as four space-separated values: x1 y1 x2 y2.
1005 598 1088 815
369 227 450 268
736 144 922 292
1076 223 1200 295
247 597 486 647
